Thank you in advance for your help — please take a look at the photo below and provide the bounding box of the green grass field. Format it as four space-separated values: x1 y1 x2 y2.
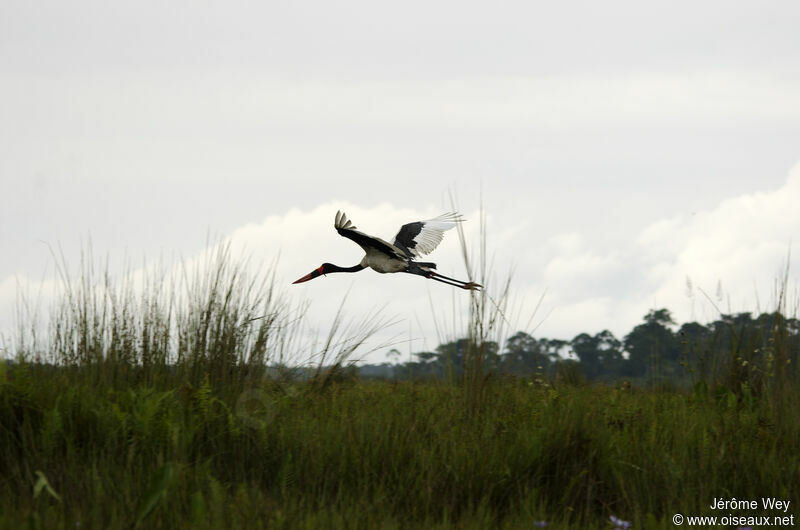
2 244 798 528
2 362 798 529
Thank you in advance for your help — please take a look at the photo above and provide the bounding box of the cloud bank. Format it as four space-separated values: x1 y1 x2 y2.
529 162 800 338
3 164 799 361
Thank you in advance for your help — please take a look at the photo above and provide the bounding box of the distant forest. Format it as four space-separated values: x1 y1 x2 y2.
359 309 800 386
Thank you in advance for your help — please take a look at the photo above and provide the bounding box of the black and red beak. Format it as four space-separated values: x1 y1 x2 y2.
292 265 324 284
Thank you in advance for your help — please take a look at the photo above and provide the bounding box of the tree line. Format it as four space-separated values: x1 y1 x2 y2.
359 308 800 386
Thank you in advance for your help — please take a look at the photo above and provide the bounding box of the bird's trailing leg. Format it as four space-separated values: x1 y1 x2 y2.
425 270 482 291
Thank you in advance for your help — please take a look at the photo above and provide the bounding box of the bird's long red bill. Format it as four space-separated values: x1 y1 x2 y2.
292 266 324 284
292 273 314 284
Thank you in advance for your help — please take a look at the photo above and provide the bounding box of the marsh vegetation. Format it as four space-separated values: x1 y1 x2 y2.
1 239 797 529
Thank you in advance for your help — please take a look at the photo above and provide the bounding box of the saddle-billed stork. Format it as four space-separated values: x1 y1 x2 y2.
292 211 482 290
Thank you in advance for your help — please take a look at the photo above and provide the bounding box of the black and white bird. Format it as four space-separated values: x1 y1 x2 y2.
292 211 481 290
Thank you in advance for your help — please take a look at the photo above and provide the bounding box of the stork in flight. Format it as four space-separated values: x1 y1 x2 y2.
292 211 482 290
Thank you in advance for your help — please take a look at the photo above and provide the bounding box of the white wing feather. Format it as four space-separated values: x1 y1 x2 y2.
396 212 462 257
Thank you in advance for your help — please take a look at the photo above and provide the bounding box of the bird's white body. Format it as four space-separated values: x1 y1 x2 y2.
360 246 410 274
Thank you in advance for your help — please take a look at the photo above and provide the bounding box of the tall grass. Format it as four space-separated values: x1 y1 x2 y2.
2 366 797 528
684 258 800 418
14 242 315 388
442 194 518 417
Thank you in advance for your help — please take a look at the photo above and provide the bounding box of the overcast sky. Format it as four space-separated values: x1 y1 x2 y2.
2 0 800 361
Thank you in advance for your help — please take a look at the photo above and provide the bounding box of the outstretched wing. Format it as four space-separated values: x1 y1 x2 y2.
392 212 462 258
334 211 406 259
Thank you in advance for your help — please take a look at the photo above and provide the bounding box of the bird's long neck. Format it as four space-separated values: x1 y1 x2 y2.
327 263 366 274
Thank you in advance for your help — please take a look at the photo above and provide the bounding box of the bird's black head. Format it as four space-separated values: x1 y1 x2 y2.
292 263 335 284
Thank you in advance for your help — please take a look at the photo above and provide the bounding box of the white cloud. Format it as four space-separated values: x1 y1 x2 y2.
646 163 800 318
235 164 800 347
0 272 61 352
2 164 799 360
530 162 800 339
